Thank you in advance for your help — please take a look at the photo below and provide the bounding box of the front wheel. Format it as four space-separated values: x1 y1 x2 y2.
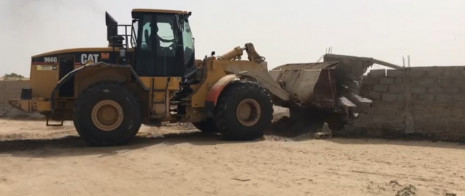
214 81 273 140
73 82 141 146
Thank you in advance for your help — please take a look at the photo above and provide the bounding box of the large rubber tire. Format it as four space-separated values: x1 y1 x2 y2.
73 82 141 146
214 81 273 140
192 118 219 133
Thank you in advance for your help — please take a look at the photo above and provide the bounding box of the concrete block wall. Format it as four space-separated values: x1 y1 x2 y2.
0 80 30 113
354 66 465 140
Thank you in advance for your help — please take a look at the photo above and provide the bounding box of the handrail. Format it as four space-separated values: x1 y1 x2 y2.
112 24 135 49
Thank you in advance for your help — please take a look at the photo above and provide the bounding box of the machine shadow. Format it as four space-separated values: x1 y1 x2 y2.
0 131 251 158
2 126 463 158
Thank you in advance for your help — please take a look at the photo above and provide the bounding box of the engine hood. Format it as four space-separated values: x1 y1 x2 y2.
31 47 134 65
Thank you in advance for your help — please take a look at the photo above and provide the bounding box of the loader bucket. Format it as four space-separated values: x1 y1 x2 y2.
270 62 339 109
269 54 374 110
324 54 375 95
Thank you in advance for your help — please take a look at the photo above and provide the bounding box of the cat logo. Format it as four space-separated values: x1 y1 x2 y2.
81 54 100 65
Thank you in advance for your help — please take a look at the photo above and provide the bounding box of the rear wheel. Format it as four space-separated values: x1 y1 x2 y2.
73 82 141 146
214 81 273 140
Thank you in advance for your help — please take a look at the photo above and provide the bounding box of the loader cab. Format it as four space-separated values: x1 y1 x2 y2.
131 9 195 78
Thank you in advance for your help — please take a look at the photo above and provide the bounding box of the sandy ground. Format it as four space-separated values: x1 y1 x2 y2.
0 119 464 196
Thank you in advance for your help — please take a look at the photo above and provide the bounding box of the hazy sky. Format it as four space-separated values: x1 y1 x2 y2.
1 0 464 76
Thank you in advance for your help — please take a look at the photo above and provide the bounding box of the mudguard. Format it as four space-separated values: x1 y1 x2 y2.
50 62 148 114
205 74 238 106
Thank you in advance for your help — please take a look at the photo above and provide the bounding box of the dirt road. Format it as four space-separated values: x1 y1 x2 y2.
0 119 464 196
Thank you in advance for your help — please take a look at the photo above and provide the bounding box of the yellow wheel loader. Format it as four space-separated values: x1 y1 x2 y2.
9 9 396 146
9 9 291 146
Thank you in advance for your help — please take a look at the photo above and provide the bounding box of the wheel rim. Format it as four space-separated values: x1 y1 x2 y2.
236 98 261 127
91 100 124 131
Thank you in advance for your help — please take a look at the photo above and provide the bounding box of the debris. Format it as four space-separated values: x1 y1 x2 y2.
231 178 250 182
396 184 417 196
389 180 401 186
314 122 332 139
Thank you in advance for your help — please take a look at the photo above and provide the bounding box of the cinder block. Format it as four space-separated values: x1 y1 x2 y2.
388 85 403 93
427 69 444 78
352 118 377 128
453 94 465 102
409 70 427 79
382 123 406 131
455 78 465 83
373 84 388 93
434 107 464 118
452 102 465 107
412 107 439 119
435 94 454 103
411 67 442 71
415 78 436 86
438 75 455 83
361 83 373 89
381 93 397 102
367 69 386 78
444 87 460 94
447 130 465 140
427 86 443 93
368 91 382 100
371 114 391 123
446 120 465 133
411 86 426 94
395 78 406 84
412 93 435 102
413 119 445 133
371 102 405 111
380 78 395 85
386 69 405 78
370 114 405 128
413 104 454 112
362 77 379 85
451 80 465 89
397 94 405 102
360 85 373 97
444 69 465 79
451 108 465 118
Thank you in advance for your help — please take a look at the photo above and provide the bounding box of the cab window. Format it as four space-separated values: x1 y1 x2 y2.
182 21 194 65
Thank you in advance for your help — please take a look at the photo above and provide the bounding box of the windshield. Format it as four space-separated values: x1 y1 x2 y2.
141 22 151 48
131 19 138 47
182 20 194 65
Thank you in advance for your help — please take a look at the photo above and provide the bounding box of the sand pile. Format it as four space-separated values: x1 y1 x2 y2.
269 105 341 137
